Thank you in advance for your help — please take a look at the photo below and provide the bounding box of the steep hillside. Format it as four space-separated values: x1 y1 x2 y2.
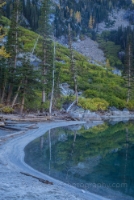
1 0 134 112
1 16 131 111
3 0 134 67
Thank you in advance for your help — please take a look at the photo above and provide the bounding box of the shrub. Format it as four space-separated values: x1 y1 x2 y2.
78 97 109 111
106 96 126 109
40 101 50 111
0 104 4 108
2 107 14 114
84 89 99 98
126 101 134 110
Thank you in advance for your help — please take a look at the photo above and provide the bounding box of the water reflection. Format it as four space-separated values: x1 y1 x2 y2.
25 121 134 200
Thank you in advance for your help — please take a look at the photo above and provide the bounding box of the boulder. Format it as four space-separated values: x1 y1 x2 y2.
122 108 130 116
83 110 102 121
111 111 122 116
109 106 119 111
69 112 83 120
111 108 130 116
0 122 5 126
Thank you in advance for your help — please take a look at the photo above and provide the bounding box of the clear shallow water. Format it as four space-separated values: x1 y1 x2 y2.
25 121 134 200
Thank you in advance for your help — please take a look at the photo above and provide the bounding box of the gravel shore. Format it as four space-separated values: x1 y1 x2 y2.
0 121 109 200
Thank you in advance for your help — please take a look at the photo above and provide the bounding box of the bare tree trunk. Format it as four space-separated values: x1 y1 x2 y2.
1 83 6 104
49 37 56 116
6 84 13 105
20 92 25 115
32 35 40 55
74 75 78 104
11 83 21 107
20 80 26 115
41 36 47 113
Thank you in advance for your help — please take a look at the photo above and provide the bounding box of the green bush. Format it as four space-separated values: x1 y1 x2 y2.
126 101 134 110
78 97 109 111
40 101 50 111
84 89 99 98
0 104 4 108
105 96 126 109
2 107 14 114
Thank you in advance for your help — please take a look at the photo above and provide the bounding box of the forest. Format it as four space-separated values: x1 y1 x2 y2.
0 0 134 115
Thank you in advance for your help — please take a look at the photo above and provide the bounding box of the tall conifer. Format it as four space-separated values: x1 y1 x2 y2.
123 32 134 103
38 0 53 112
6 0 22 104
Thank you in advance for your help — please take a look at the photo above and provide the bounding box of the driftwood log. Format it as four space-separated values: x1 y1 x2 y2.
20 172 53 185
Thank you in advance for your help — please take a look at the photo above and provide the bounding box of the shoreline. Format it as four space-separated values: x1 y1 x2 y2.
0 121 110 200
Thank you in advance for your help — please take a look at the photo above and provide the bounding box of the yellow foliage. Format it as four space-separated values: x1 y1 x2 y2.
75 11 81 23
0 46 10 58
0 2 6 8
2 106 14 114
89 15 95 29
0 22 10 58
78 97 109 111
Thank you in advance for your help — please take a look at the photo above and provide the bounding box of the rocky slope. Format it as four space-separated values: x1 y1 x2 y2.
72 37 106 64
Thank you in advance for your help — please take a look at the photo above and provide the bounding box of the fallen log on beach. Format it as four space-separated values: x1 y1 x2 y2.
20 172 53 185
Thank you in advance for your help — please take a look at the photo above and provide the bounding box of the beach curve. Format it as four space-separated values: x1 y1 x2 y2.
0 121 109 200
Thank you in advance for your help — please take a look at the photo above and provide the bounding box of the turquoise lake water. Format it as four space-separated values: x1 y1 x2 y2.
24 121 134 200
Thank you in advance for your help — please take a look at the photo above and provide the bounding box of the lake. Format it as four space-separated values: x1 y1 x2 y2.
24 121 134 200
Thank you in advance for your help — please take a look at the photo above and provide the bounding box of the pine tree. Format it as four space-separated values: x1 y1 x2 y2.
123 33 134 103
0 1 10 103
38 0 53 112
6 0 22 105
68 24 78 104
0 2 10 58
0 1 6 8
15 57 40 113
49 36 56 116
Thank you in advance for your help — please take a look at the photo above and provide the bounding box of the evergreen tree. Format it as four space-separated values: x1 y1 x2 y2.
123 32 134 103
6 0 22 105
14 57 40 113
38 0 53 112
0 1 10 103
68 24 78 104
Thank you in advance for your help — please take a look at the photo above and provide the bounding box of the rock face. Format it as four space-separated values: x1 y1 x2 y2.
17 53 41 68
68 104 134 122
83 110 102 121
72 37 106 64
97 9 129 33
111 108 130 116
69 109 102 121
112 68 121 76
59 83 74 96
